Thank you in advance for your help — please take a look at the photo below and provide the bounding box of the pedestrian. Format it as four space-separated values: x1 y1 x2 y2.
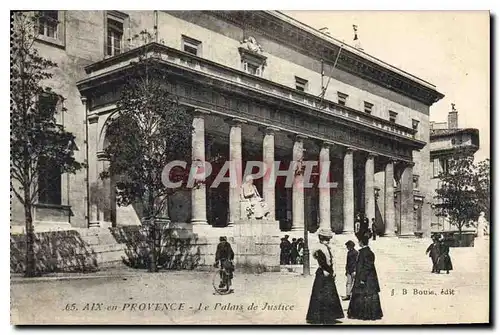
436 235 453 274
306 229 344 324
297 238 304 265
214 236 235 290
342 240 358 301
280 235 292 265
354 214 361 236
290 238 299 265
425 234 440 273
347 235 383 321
371 218 377 241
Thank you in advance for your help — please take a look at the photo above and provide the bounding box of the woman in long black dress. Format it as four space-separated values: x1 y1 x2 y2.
347 235 383 321
436 236 453 274
306 229 344 324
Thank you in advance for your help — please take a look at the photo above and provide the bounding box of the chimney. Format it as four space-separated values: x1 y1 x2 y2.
448 103 458 129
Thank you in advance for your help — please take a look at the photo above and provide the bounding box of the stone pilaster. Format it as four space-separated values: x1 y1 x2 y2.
228 118 245 224
291 135 306 232
191 109 209 225
384 159 396 236
318 142 332 233
262 127 278 221
365 153 376 222
343 148 355 233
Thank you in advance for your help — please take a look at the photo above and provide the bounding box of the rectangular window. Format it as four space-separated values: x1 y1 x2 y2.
182 35 202 56
389 110 398 123
38 11 59 38
364 101 373 114
247 63 259 75
433 158 441 177
107 17 123 57
295 77 308 92
412 119 420 132
337 92 348 106
37 157 62 205
413 175 419 190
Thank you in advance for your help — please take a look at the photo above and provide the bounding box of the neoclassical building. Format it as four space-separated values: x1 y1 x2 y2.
11 11 444 239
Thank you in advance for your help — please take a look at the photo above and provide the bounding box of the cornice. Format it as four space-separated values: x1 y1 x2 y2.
208 10 444 106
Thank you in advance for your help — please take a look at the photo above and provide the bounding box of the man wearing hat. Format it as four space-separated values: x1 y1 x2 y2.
343 240 358 301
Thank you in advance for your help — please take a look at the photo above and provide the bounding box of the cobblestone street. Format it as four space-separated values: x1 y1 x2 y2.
11 238 489 325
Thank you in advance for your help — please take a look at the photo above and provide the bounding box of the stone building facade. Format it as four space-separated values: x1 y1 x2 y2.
11 10 444 239
429 105 480 232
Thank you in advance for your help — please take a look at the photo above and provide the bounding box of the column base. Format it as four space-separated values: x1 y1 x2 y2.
192 223 234 238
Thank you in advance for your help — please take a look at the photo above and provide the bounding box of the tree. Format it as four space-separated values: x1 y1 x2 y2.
434 155 481 244
10 12 83 277
101 37 194 272
475 158 490 223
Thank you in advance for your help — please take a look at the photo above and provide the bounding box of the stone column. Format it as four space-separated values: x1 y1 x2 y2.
400 163 415 236
318 142 332 233
96 151 109 227
384 159 396 236
292 135 306 232
262 127 277 220
87 112 99 228
343 148 354 233
365 153 376 222
191 110 209 225
228 118 245 224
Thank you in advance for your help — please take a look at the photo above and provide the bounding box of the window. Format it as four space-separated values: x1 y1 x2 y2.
37 157 62 205
107 17 123 57
37 94 62 205
247 63 259 75
295 77 308 92
36 11 65 47
38 11 59 38
413 175 419 190
182 35 202 56
412 119 420 132
389 110 398 123
433 158 449 177
337 92 348 106
364 101 373 114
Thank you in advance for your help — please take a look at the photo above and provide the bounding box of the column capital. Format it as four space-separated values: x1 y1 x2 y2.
366 152 378 159
225 117 247 126
88 114 99 124
259 126 279 135
193 108 211 117
344 146 357 153
288 134 308 142
80 96 88 104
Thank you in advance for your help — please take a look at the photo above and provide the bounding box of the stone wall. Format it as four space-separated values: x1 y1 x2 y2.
10 230 99 274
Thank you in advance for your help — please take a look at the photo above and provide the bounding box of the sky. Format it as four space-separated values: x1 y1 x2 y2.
283 11 490 162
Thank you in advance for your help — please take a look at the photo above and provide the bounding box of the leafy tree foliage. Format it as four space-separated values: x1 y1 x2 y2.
10 12 82 277
101 44 194 271
434 155 481 242
475 158 490 222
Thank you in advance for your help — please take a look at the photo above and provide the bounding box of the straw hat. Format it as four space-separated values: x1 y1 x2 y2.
318 228 333 238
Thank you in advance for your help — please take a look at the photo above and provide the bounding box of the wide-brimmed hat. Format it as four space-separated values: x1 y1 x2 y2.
318 229 333 238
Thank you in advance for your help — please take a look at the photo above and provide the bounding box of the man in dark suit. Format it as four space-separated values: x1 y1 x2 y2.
371 218 377 240
214 236 235 288
343 240 358 301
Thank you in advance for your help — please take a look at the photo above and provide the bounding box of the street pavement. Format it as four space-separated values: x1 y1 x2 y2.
10 237 489 325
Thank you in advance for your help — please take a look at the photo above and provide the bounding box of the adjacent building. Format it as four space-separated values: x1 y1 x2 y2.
429 104 480 232
11 11 445 239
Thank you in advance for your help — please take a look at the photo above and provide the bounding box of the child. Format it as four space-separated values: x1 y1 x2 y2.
343 240 358 301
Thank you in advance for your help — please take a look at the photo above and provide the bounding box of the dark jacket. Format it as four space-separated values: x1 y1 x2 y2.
215 241 234 263
346 249 359 275
352 246 380 295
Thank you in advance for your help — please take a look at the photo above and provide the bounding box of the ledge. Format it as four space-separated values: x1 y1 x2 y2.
78 43 422 147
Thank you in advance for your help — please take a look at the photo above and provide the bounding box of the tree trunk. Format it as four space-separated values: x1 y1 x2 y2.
24 197 36 277
147 193 158 273
458 224 463 247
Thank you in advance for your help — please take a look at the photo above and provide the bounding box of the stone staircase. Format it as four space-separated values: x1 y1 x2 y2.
77 228 128 268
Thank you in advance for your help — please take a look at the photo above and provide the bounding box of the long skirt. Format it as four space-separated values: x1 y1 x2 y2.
347 292 383 320
437 254 453 271
306 269 344 324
